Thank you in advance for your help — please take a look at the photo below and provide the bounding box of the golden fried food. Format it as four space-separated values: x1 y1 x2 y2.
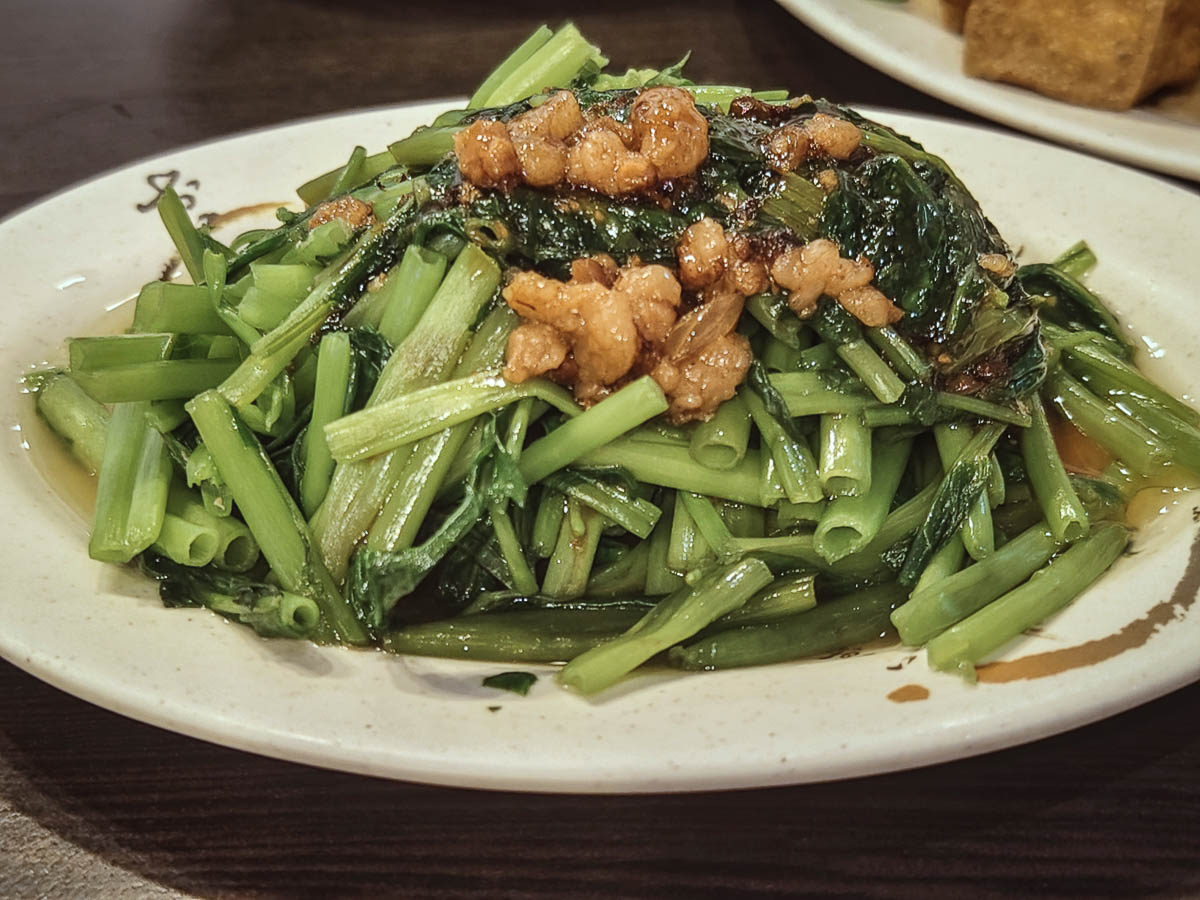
962 0 1200 110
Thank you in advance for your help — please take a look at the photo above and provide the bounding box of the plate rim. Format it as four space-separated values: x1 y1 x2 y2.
1 100 1199 794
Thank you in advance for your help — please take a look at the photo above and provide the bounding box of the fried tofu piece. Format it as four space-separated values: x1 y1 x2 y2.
962 0 1200 110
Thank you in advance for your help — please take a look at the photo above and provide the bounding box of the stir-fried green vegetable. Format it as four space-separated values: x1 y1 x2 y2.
28 24 1192 697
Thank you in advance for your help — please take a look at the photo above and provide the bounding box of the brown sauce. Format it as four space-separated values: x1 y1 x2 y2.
204 201 289 230
20 409 98 527
1125 483 1197 530
887 684 930 702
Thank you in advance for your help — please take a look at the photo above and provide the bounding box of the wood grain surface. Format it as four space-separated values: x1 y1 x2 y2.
2 1 1199 896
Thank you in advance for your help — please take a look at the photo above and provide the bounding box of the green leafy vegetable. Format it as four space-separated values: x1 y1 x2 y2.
482 671 539 695
898 423 1005 584
141 553 320 639
346 417 527 635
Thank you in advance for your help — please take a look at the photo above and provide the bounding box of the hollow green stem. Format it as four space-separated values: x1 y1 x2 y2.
689 394 752 471
925 523 1128 681
518 377 668 485
560 558 773 694
88 402 172 563
299 332 353 518
1020 401 1089 543
187 390 367 644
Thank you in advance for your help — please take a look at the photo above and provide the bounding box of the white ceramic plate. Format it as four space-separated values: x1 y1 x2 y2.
780 0 1200 181
2 101 1199 793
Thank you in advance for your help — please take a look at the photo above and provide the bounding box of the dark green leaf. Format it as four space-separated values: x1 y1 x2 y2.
1016 263 1133 360
346 326 392 410
139 553 319 639
811 297 862 346
482 671 539 696
469 187 692 276
746 360 808 446
900 382 940 426
346 416 527 634
898 424 1004 585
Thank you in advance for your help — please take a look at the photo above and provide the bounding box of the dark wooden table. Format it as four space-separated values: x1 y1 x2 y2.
3 1 1199 896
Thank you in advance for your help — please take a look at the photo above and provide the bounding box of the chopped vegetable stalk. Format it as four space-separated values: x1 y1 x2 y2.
88 402 172 563
377 244 448 346
299 332 353 517
712 573 817 627
74 359 240 403
490 501 539 596
814 431 912 563
34 373 109 473
893 520 1063 646
812 299 905 404
344 417 526 633
542 498 605 599
383 606 646 662
471 23 607 109
517 377 668 485
1020 401 1089 543
131 282 235 335
157 186 207 282
184 443 234 517
150 513 219 567
689 394 752 471
560 558 773 694
770 372 876 417
540 470 661 539
1044 322 1197 424
468 24 554 108
365 305 516 553
744 365 823 504
1047 371 1170 476
899 424 1004 585
1052 240 1097 280
311 244 500 580
579 439 764 506
68 333 173 371
677 492 737 561
667 491 714 572
325 371 577 463
934 423 995 561
819 413 872 498
644 493 686 595
866 326 931 382
219 202 422 409
670 582 906 670
746 293 808 349
297 147 397 206
142 554 321 639
925 523 1129 681
586 540 651 598
936 392 1032 427
912 534 965 594
186 390 367 644
531 488 567 559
